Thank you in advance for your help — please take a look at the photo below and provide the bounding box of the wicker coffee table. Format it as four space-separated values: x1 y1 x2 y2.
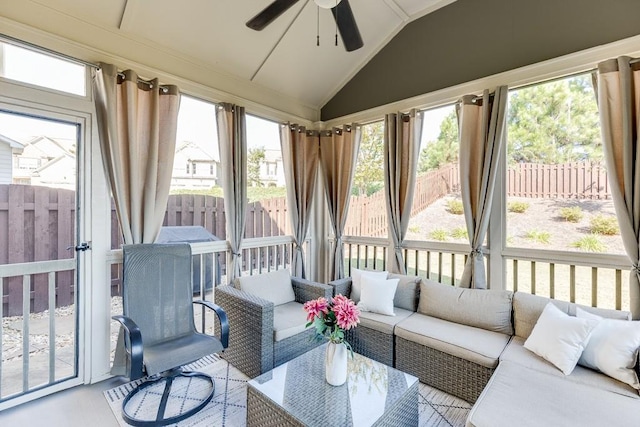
246 343 418 426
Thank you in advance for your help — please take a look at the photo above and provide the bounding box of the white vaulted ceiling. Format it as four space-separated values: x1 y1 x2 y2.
0 0 455 120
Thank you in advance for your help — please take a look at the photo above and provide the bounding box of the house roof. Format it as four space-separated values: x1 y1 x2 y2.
0 134 24 152
175 141 218 162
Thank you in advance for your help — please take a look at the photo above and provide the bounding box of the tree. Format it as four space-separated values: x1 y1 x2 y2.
418 110 459 173
247 146 265 187
507 75 601 164
352 122 385 196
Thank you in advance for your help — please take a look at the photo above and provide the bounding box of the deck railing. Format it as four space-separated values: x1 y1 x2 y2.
0 258 77 401
341 236 630 311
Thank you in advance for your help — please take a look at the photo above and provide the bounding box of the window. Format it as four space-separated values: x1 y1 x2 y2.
504 73 627 309
407 105 462 244
505 74 622 255
345 121 387 238
245 114 288 237
210 164 214 175
0 42 86 96
266 161 277 176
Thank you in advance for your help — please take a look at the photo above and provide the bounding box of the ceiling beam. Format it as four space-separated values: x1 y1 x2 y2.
119 0 141 32
383 0 410 22
250 0 310 82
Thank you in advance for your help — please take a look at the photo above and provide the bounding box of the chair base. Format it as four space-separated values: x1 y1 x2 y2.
121 368 215 426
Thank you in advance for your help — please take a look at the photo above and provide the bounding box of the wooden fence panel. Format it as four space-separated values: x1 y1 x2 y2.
506 162 610 199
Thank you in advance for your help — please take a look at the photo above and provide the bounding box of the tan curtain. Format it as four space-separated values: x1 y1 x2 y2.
280 124 320 278
458 86 508 289
384 110 424 274
216 103 247 282
320 125 361 281
597 57 640 318
92 62 180 244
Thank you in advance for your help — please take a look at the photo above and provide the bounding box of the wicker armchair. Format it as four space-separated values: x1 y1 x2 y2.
216 271 332 378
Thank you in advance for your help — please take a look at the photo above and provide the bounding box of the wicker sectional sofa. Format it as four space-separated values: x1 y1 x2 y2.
329 273 640 426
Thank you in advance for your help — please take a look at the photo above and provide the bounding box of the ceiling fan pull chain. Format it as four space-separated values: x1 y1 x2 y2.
317 5 320 46
334 0 338 46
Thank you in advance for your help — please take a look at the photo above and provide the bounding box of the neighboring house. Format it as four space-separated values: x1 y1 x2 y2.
260 149 285 187
12 135 76 188
0 134 24 184
171 141 220 189
30 153 76 190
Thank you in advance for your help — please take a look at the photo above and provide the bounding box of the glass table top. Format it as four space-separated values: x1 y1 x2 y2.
248 343 418 427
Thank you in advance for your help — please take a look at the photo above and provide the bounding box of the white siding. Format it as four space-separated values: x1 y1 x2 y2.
0 143 12 184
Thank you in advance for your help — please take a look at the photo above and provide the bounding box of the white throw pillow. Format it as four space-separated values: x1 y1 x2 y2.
236 269 295 306
357 276 399 316
524 302 599 375
576 307 640 389
351 268 388 303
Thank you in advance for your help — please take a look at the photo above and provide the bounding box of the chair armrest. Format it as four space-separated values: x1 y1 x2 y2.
193 300 229 349
291 277 332 303
111 315 144 380
328 277 352 298
215 285 275 377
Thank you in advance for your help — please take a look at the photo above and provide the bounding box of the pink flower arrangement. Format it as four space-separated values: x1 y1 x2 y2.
303 294 360 344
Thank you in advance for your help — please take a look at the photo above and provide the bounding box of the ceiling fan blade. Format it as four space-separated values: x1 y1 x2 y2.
246 0 300 31
331 0 363 52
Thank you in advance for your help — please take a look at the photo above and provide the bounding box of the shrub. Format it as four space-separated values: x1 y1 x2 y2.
446 199 464 215
408 225 421 234
525 229 551 244
559 206 583 223
508 201 530 213
571 235 606 252
429 228 448 241
589 215 619 235
451 227 468 239
451 227 469 239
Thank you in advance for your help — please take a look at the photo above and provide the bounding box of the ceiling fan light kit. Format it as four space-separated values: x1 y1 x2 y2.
314 0 342 9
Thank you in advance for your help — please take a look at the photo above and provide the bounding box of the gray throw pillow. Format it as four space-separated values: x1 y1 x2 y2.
387 273 421 312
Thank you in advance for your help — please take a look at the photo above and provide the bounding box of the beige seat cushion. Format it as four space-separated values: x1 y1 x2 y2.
466 360 640 427
418 279 513 335
358 307 414 334
273 301 307 342
501 337 638 399
395 313 510 368
235 269 295 306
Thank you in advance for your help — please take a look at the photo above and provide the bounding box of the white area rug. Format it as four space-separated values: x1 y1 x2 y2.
104 355 470 426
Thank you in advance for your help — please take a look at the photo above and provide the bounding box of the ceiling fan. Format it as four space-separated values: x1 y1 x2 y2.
246 0 364 52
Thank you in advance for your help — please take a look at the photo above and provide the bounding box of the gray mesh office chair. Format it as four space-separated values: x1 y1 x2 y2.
112 243 229 426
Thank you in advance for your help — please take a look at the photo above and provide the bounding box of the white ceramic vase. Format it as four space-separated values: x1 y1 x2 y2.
325 341 348 386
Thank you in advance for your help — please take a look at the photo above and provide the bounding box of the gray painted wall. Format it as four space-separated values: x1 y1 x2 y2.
321 0 640 120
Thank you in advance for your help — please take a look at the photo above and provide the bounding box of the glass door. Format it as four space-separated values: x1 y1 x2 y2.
0 109 83 403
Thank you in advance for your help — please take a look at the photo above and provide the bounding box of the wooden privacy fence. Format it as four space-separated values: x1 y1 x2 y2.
507 161 611 199
345 163 460 237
